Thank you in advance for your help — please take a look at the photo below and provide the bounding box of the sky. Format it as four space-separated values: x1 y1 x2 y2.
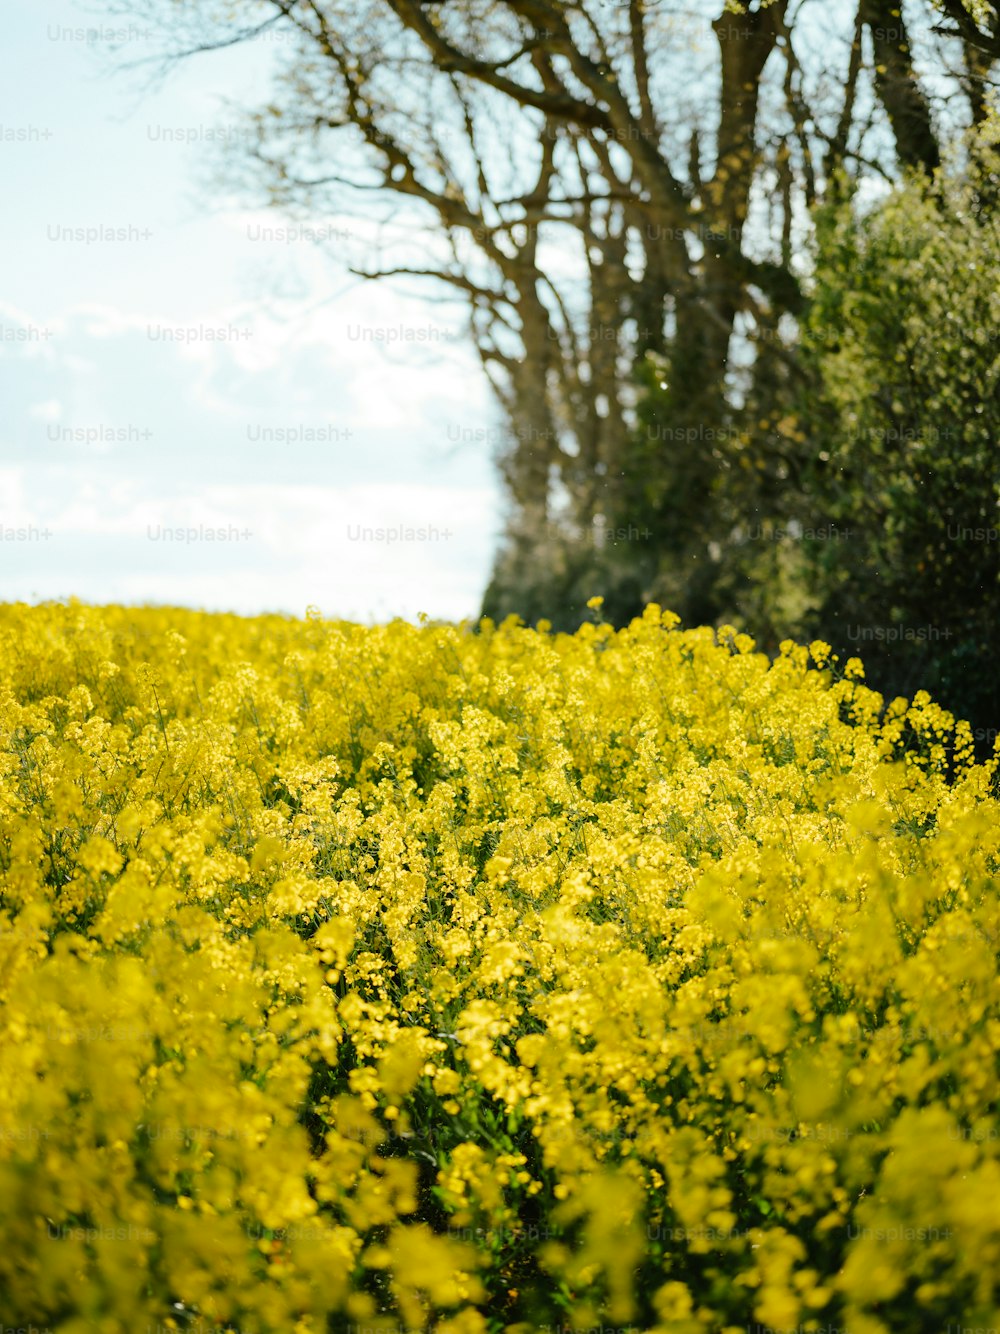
0 0 503 623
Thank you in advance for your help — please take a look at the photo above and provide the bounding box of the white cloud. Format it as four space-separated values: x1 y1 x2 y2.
0 301 501 621
28 400 62 421
0 5 507 623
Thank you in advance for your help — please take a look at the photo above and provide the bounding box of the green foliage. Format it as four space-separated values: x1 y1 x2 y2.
789 130 1000 738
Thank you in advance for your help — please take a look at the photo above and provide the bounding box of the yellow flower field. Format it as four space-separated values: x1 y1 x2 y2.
1 598 999 1334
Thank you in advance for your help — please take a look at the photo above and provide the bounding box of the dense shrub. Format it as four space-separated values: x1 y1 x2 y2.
789 133 1000 742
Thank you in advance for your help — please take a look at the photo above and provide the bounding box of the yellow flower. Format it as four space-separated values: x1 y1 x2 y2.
0 599 995 1331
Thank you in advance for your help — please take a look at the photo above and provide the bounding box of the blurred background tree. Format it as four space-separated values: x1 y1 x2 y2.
114 0 999 733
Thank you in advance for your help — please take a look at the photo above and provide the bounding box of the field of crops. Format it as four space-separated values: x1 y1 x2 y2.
1 599 999 1334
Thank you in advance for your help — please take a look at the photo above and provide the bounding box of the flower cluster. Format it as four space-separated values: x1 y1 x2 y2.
0 599 998 1332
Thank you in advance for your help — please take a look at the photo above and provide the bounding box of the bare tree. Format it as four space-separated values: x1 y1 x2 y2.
113 0 995 625
931 0 1000 57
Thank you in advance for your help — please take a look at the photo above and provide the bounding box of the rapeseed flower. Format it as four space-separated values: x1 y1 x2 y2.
0 600 997 1331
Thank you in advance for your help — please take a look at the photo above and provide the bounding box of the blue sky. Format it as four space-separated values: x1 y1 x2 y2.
1 0 502 622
